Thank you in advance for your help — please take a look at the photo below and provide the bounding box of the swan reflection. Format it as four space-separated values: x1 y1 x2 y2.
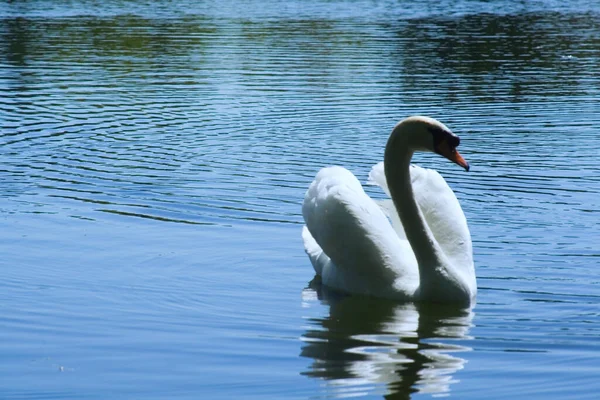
301 278 474 398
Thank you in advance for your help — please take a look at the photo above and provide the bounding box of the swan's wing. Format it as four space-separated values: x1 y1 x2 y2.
302 166 418 296
368 161 473 273
372 199 407 241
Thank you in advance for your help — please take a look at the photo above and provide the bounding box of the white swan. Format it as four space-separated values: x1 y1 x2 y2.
302 116 476 304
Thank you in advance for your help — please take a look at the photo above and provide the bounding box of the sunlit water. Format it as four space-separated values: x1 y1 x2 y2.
1 1 599 399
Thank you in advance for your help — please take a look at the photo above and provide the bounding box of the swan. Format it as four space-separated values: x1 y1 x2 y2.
302 116 476 304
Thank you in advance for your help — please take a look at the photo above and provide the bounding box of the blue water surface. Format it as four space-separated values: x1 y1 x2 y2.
1 0 599 398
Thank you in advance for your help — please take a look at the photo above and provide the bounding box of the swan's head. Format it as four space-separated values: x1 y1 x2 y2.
390 116 470 171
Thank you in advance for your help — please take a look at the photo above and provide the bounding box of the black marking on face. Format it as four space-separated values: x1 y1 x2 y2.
429 126 460 151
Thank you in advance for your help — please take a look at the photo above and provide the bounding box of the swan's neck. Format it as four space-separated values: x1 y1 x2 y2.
384 133 465 301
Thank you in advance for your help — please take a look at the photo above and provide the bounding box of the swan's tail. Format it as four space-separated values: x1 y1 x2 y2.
302 226 328 276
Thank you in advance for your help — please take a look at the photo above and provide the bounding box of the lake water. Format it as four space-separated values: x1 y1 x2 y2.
1 1 599 399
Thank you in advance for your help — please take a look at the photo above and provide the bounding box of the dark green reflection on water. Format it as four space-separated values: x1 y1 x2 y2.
392 12 599 104
2 11 596 98
1 16 215 66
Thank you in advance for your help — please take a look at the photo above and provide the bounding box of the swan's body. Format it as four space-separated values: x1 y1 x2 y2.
302 116 476 304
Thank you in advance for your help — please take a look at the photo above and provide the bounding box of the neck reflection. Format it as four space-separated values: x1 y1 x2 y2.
300 278 474 399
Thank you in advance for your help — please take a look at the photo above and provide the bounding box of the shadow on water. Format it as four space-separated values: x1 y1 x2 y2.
301 277 474 399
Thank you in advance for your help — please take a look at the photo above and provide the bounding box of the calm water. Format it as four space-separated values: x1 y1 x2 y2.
1 1 599 399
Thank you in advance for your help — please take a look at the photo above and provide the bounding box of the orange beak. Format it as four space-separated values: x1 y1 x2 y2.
436 139 470 171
